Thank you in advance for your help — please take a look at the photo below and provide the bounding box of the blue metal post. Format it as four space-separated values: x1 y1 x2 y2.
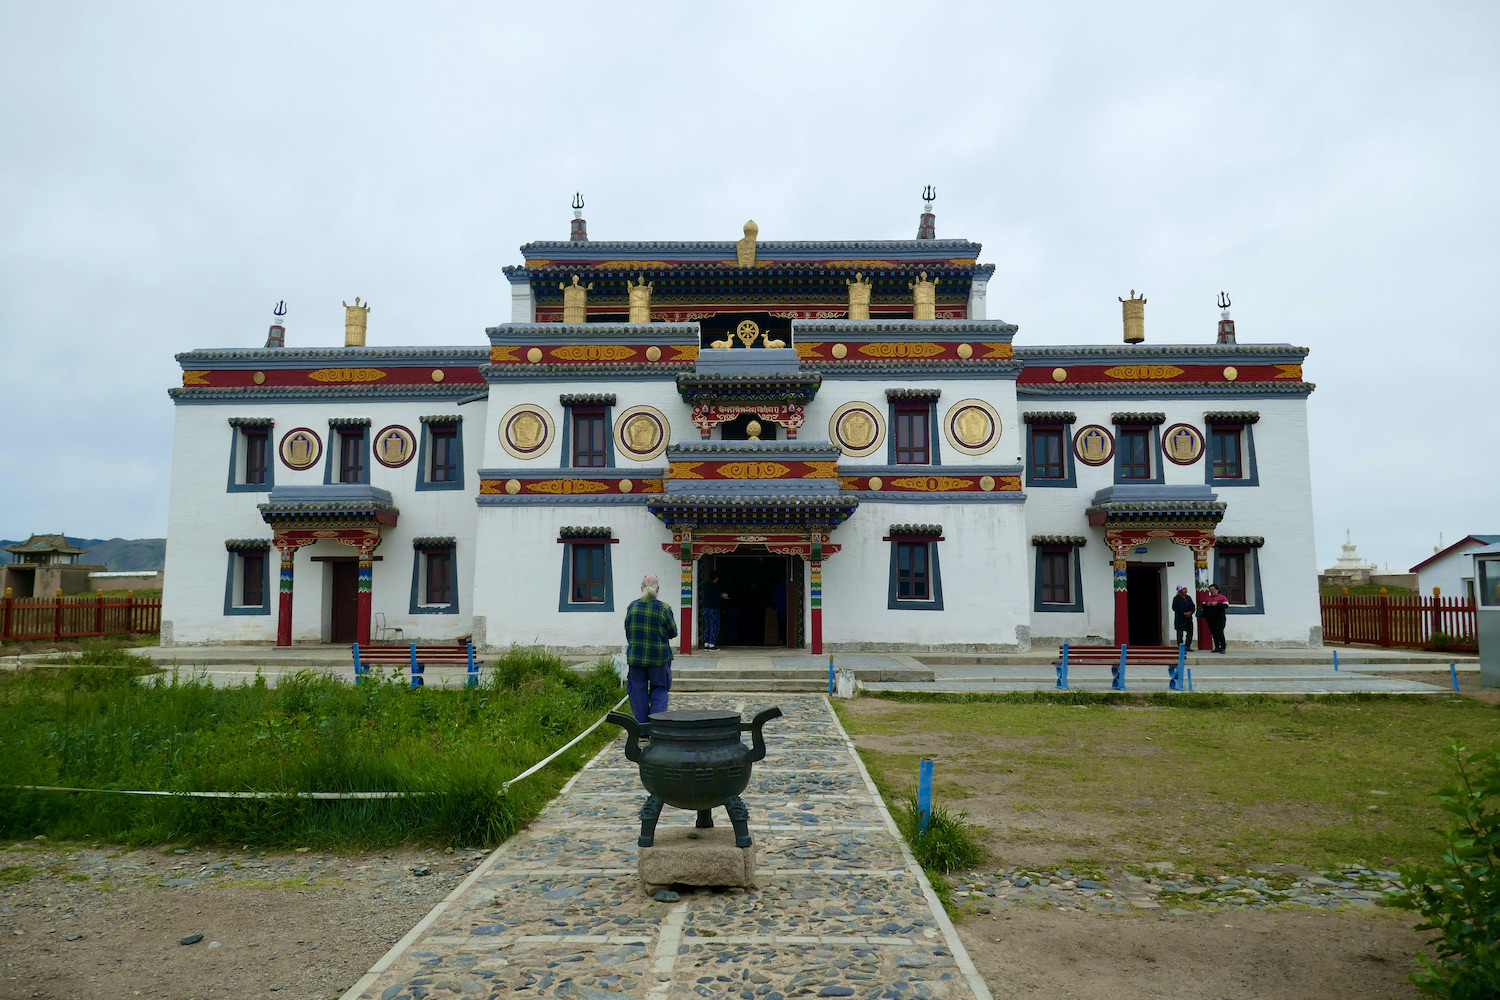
917 758 935 835
1113 644 1128 691
829 654 835 694
410 643 424 688
1057 643 1070 691
1333 649 1339 671
1173 642 1186 691
466 642 478 688
1187 668 1194 692
1450 663 1460 693
352 642 365 679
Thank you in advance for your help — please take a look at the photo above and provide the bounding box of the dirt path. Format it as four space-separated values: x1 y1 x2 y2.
0 842 479 1000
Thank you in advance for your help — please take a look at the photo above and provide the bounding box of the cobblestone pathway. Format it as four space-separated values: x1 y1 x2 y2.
341 694 990 1000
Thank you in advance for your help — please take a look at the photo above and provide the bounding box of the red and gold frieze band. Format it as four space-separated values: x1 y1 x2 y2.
795 342 1011 362
838 474 1021 493
1018 363 1302 384
690 403 807 439
660 534 842 559
479 477 663 496
669 460 837 481
180 367 484 388
489 344 699 365
526 257 977 271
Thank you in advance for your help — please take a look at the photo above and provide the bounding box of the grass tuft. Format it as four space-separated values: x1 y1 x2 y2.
894 792 987 874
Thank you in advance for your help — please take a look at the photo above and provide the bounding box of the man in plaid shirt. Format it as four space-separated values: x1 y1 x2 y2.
623 573 678 723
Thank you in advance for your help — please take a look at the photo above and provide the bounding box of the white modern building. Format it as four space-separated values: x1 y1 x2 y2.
162 201 1322 652
1412 535 1500 602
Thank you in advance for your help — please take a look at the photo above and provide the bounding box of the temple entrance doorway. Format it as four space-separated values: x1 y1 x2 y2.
1126 565 1164 646
698 552 802 649
328 560 360 643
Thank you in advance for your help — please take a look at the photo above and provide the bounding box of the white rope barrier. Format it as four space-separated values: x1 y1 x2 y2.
1 695 629 801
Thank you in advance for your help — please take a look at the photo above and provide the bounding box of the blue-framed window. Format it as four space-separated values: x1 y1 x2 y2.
226 419 275 493
1213 544 1265 614
886 530 945 611
558 534 616 612
1111 420 1164 485
1032 541 1086 613
560 395 616 469
325 420 371 485
1206 420 1260 487
1025 418 1076 488
223 543 271 616
885 397 941 466
410 540 459 614
417 417 465 491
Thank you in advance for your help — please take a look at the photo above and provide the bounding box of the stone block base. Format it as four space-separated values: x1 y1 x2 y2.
638 825 756 893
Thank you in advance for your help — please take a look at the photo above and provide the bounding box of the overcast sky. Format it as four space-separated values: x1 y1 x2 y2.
1 2 1494 572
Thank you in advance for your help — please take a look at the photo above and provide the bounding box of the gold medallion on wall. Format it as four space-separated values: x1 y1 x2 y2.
614 405 671 462
1072 424 1115 466
1162 423 1204 465
373 425 416 468
942 398 1002 456
278 427 322 470
828 401 884 458
499 404 554 460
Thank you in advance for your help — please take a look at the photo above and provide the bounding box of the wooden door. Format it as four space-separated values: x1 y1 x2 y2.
330 561 359 643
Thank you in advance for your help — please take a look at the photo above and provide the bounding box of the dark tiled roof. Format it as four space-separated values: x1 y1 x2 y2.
3 534 88 555
889 524 943 535
667 442 841 457
419 414 462 424
559 393 617 406
411 536 457 547
1111 412 1166 425
1215 535 1265 547
224 539 271 551
1032 535 1088 546
886 388 941 401
1204 411 1261 424
328 417 372 427
559 526 613 538
1023 411 1076 424
227 416 275 427
1022 381 1314 398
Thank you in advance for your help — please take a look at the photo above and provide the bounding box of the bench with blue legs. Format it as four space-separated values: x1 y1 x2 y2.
350 642 483 687
1053 644 1191 691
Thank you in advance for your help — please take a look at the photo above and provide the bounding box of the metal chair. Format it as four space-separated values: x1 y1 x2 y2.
372 612 403 643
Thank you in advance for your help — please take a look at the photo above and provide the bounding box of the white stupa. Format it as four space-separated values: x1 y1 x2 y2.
1324 530 1377 584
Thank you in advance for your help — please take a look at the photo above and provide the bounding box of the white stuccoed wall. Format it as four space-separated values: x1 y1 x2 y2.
1416 544 1486 601
162 398 486 645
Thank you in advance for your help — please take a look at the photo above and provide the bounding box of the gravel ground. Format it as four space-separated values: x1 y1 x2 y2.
0 840 486 1000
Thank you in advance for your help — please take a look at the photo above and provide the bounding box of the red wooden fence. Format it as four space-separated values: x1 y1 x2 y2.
1320 594 1477 652
1 590 162 640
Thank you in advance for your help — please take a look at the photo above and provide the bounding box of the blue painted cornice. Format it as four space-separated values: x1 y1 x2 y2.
486 322 701 346
1015 344 1309 364
175 347 487 370
793 319 1018 339
518 239 984 263
170 385 482 404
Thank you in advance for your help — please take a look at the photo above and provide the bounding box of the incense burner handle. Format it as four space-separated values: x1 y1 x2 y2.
742 706 783 763
606 711 646 763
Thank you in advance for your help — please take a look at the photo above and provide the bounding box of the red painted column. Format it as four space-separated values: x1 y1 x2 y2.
1111 541 1129 647
356 545 374 647
1194 543 1213 651
275 539 296 647
810 538 823 655
678 535 693 655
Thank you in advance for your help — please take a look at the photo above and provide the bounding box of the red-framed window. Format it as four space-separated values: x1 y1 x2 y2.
339 429 365 484
571 544 607 603
894 404 929 465
1038 550 1070 604
1216 550 1248 605
1118 429 1151 479
1030 427 1065 479
1210 426 1242 479
242 552 265 606
572 408 608 468
244 430 269 485
429 425 458 482
896 542 931 600
425 549 453 605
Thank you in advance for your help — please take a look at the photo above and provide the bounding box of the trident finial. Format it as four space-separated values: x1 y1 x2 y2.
272 300 287 319
922 185 936 204
1216 291 1231 310
571 192 585 211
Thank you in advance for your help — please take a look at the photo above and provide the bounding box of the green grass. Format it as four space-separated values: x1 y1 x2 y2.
0 864 38 886
0 646 621 849
840 692 1500 871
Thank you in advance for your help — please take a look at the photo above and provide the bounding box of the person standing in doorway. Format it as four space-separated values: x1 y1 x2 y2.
700 567 726 651
624 574 678 723
1171 585 1196 647
1200 583 1230 653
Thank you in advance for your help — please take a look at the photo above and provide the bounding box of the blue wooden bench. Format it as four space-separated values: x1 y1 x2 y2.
351 642 483 688
1052 644 1191 691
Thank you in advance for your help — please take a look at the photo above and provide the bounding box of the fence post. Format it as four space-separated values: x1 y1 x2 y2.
1378 587 1391 648
917 758 935 835
53 588 63 641
1341 588 1351 645
95 589 104 636
2 588 10 641
126 590 134 634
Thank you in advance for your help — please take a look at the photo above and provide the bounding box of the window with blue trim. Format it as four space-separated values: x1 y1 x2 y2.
1118 429 1152 479
1032 538 1086 612
223 541 272 616
1213 540 1265 614
326 420 371 485
560 394 616 469
1205 415 1260 487
227 418 275 493
886 526 944 610
410 538 459 614
416 417 464 491
558 529 615 612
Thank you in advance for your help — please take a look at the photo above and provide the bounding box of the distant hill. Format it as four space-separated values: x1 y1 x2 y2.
0 537 166 571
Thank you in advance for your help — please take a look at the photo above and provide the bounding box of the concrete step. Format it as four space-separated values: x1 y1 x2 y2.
673 666 933 683
916 651 1475 667
673 678 832 692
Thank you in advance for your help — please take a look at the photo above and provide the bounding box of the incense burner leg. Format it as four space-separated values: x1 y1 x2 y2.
724 794 752 848
696 809 715 829
639 794 665 847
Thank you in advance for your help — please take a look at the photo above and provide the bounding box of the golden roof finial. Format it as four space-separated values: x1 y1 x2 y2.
737 220 758 267
342 297 371 346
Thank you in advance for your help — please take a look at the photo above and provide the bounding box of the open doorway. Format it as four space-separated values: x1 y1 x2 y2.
328 560 359 643
1126 565 1164 646
698 553 801 648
